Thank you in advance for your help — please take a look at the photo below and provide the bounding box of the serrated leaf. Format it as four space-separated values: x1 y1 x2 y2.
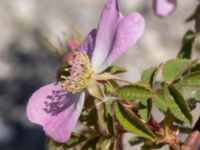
138 99 152 120
153 91 168 112
177 31 196 59
164 85 192 124
181 71 200 87
116 85 154 100
141 67 158 88
163 59 192 83
115 103 156 141
105 65 127 74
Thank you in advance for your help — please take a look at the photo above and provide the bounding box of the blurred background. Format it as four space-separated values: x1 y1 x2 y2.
0 0 199 150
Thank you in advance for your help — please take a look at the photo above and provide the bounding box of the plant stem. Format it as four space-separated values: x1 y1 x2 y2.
182 115 200 150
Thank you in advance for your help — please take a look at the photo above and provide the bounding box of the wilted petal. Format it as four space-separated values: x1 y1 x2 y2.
78 29 97 59
95 12 145 72
26 83 85 143
91 0 121 71
153 0 177 18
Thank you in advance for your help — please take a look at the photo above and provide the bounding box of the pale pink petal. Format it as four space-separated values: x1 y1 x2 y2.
26 83 85 143
78 29 97 59
95 12 145 72
65 40 78 65
153 0 177 18
91 0 122 71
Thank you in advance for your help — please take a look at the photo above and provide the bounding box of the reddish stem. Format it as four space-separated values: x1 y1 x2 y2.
183 116 200 150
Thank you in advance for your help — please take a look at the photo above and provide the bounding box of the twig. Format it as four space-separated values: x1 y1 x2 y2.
182 116 200 150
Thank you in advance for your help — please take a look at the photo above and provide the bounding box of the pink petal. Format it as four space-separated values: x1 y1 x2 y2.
78 29 97 59
65 40 78 65
91 0 121 71
153 0 177 18
26 83 85 143
95 12 145 72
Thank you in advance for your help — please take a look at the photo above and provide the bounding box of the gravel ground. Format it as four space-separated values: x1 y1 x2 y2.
0 0 199 150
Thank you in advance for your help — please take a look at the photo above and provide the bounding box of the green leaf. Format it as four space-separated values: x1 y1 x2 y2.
138 99 152 120
141 66 159 88
186 4 200 22
181 71 200 87
153 91 168 112
164 85 192 124
177 31 196 59
115 103 156 141
128 136 144 146
116 84 154 101
191 64 200 72
105 65 127 74
195 17 200 33
163 59 192 84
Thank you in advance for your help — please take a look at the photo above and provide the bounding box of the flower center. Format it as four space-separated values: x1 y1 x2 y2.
60 51 94 93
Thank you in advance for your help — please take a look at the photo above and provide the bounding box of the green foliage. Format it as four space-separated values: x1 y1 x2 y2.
164 85 192 124
138 99 152 120
195 17 200 33
116 84 154 100
128 136 144 146
162 59 192 84
114 103 156 141
181 71 200 87
177 30 196 59
153 91 168 113
45 2 200 149
141 66 159 88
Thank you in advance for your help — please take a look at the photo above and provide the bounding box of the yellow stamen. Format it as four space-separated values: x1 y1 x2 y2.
60 51 93 93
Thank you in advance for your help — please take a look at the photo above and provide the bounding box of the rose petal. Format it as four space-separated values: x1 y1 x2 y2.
65 40 78 65
153 0 177 18
26 83 85 143
91 0 121 71
78 29 97 59
95 12 145 72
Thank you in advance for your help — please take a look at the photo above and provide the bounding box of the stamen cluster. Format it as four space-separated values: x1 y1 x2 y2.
60 52 93 93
